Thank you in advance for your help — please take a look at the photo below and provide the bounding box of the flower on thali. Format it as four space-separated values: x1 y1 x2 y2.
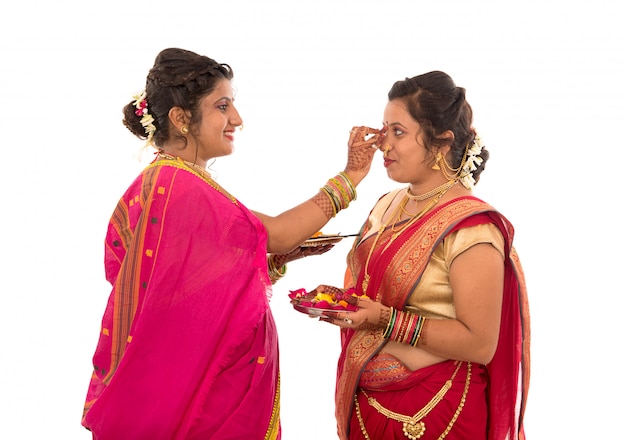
288 288 308 300
289 287 365 311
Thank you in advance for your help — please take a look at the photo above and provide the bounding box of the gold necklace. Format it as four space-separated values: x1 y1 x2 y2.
360 181 457 296
156 153 238 204
354 362 472 440
406 179 456 201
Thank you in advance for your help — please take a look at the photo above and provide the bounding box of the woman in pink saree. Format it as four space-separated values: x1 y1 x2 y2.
308 71 530 439
81 48 384 439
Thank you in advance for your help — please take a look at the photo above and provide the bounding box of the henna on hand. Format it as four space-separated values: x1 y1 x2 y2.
355 321 381 331
310 191 335 219
317 285 345 297
379 305 391 329
345 126 385 173
354 299 391 331
273 244 335 267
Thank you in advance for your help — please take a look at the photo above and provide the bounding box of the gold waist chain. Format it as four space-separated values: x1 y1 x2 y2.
354 362 472 440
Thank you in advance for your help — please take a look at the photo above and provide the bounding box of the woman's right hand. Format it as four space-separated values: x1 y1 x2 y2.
344 125 386 186
321 294 391 331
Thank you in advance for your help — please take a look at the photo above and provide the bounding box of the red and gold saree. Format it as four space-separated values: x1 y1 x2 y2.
336 194 530 439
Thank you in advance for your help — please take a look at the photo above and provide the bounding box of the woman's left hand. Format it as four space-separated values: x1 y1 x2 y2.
270 244 334 267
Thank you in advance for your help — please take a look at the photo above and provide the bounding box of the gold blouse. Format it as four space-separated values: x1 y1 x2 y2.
406 222 505 319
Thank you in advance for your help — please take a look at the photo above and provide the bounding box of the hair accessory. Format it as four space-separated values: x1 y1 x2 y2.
432 132 484 190
181 125 189 135
458 134 484 190
132 91 156 146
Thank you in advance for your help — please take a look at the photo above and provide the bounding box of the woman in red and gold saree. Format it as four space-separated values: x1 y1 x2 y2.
309 71 530 439
81 48 383 439
335 195 530 439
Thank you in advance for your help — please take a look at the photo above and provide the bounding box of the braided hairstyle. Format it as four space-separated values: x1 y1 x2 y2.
122 48 234 148
387 71 489 184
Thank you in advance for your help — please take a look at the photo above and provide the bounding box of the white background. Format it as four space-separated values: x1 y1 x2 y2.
1 0 624 438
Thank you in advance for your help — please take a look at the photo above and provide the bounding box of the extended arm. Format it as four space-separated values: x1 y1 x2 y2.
254 126 384 253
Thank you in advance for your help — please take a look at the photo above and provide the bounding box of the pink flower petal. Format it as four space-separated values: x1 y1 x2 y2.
314 301 331 309
288 288 307 299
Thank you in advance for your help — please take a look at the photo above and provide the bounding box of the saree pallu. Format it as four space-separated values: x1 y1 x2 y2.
336 196 530 440
82 160 281 439
351 359 488 439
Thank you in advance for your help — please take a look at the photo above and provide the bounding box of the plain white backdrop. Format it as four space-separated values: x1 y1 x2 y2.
1 0 624 438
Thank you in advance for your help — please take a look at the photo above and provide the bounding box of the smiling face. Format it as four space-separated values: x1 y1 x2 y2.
382 98 439 187
190 78 242 163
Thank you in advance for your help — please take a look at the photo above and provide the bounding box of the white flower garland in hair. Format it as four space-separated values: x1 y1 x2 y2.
132 91 156 146
459 134 484 190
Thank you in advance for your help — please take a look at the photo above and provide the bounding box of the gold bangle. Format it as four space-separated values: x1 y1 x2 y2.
311 173 357 220
338 172 357 200
267 254 287 284
321 186 341 215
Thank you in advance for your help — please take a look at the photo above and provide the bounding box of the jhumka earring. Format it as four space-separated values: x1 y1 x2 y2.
181 125 189 135
432 152 442 170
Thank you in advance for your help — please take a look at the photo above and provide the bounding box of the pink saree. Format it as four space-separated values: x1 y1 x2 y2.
336 196 530 439
82 159 281 439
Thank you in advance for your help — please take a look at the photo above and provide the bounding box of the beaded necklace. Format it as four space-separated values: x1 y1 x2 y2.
361 180 457 297
405 180 457 201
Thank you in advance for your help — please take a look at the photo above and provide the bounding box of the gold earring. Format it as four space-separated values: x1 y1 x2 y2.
181 125 189 135
432 152 442 170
